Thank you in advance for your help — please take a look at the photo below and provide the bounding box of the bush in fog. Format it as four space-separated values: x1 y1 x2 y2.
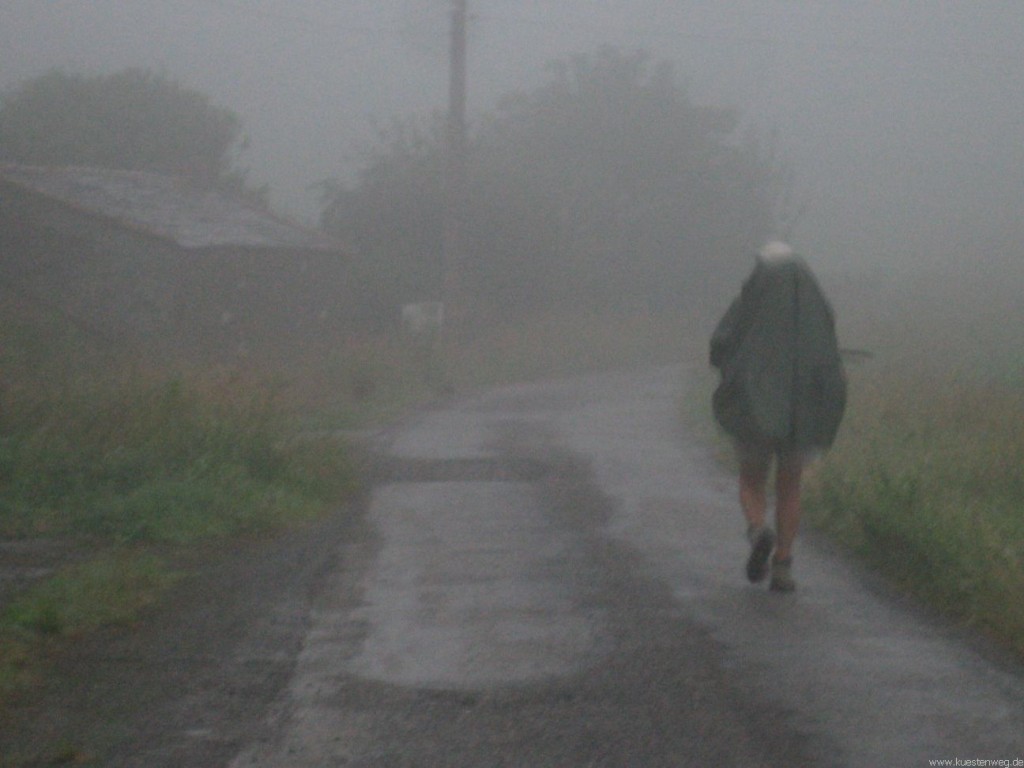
321 46 781 328
0 68 255 193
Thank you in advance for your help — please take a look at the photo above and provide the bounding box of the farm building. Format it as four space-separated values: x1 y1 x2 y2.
0 164 349 360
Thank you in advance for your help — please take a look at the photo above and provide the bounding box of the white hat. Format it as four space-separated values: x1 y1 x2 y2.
758 241 795 262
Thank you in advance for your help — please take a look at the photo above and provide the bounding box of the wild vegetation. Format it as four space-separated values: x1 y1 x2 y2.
0 309 359 698
802 267 1024 656
808 371 1024 650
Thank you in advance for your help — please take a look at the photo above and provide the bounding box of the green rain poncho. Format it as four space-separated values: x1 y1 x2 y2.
709 252 846 452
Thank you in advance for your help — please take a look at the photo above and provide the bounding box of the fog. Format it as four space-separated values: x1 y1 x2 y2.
2 0 1022 274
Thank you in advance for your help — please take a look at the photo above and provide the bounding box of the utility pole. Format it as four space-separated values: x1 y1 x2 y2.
442 0 468 338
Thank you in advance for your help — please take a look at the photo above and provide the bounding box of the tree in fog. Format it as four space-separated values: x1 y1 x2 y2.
0 68 252 192
322 46 780 326
319 117 447 329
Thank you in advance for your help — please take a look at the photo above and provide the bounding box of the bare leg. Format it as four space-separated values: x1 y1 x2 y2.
739 448 776 583
773 458 803 561
738 453 770 530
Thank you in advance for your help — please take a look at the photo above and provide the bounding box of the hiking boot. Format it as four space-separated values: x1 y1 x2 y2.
769 557 796 593
745 525 776 583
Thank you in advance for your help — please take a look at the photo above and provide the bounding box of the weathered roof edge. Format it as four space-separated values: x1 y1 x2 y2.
0 164 349 255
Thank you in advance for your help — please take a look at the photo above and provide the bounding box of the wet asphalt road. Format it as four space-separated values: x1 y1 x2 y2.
230 365 1024 767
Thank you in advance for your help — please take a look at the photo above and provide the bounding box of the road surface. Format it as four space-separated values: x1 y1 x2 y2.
227 365 1024 767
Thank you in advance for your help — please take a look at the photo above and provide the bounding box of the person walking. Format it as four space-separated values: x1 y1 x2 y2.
709 241 846 592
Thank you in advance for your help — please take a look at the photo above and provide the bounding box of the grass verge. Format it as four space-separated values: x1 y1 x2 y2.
0 372 358 700
4 550 178 638
804 371 1024 655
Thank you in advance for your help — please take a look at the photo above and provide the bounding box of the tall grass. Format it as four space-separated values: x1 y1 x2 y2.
5 551 177 637
0 374 356 543
3 551 173 705
0 355 358 697
806 370 1024 653
805 265 1024 654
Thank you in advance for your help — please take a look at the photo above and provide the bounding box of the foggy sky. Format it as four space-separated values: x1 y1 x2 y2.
2 0 1022 274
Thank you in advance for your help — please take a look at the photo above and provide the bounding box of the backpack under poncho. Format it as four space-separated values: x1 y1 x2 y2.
709 255 846 451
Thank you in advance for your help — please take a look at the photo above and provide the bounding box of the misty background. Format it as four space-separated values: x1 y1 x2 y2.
2 0 1022 277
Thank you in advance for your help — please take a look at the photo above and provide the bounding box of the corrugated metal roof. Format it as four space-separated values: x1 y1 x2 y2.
0 164 343 253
